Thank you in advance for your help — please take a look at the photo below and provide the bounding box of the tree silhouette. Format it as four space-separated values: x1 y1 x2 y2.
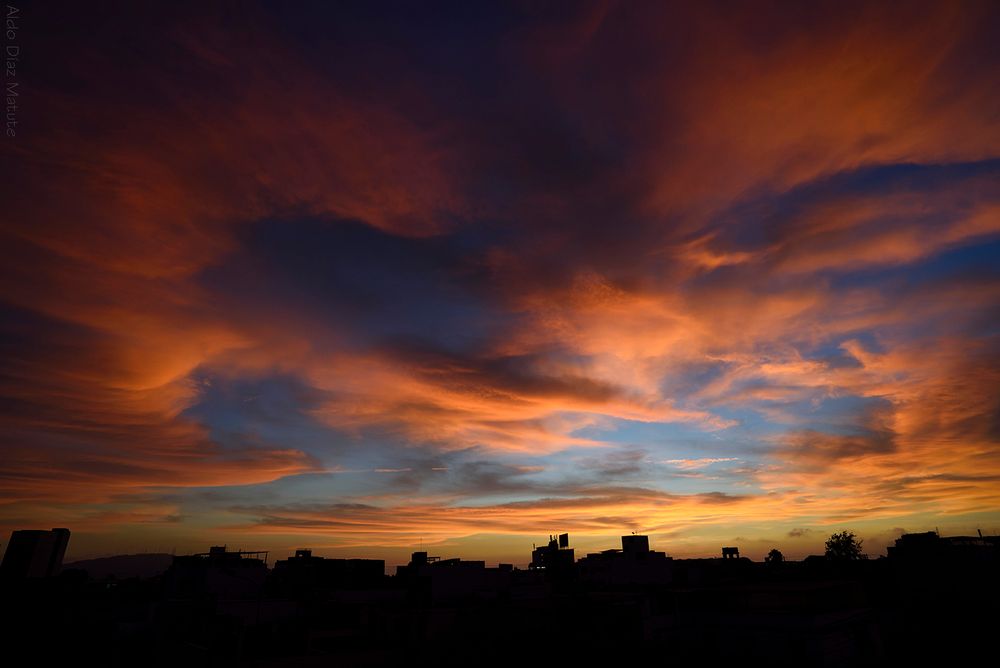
825 530 866 560
764 548 784 563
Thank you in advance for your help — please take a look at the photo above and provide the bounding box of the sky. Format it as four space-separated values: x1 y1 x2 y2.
1 0 999 568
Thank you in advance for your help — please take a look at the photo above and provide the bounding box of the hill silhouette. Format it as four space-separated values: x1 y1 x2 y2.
62 553 173 580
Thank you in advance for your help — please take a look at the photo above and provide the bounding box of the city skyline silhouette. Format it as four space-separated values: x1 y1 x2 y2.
2 524 997 666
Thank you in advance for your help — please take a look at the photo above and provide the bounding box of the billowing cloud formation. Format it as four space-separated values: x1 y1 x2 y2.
1 0 998 563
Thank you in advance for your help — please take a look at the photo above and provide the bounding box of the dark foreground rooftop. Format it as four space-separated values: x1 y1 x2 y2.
2 531 997 667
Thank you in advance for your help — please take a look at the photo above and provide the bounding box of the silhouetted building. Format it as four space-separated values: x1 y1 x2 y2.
0 528 70 579
621 534 649 554
722 546 740 559
272 548 385 593
396 550 442 579
164 545 268 598
397 550 510 602
578 535 672 585
530 534 575 572
887 531 1000 562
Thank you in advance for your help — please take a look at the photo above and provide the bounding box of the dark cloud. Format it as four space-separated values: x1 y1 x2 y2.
578 449 649 477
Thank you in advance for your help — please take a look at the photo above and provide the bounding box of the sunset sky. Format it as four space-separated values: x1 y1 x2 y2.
2 0 999 567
